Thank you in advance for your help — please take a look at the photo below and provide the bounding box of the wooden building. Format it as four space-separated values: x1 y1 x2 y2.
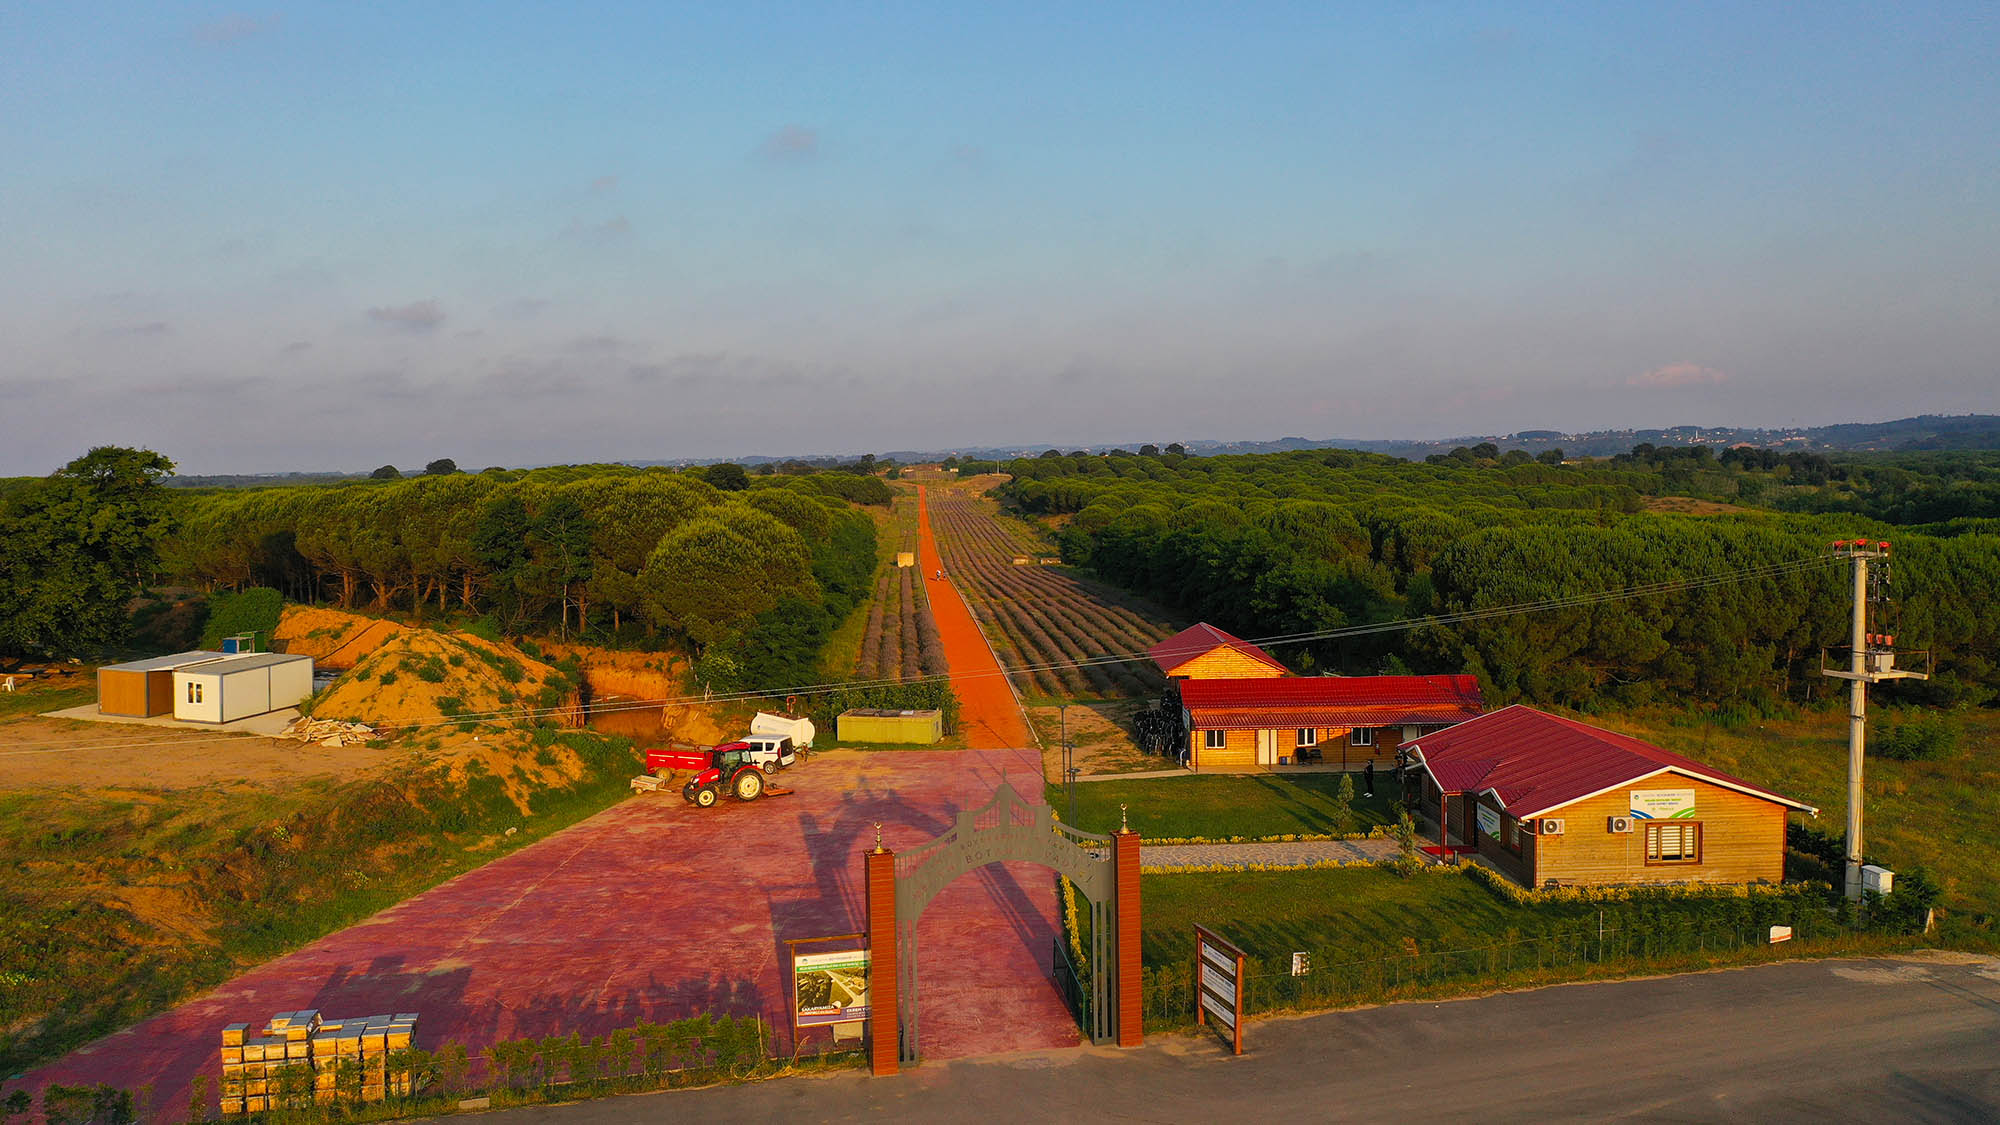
1148 623 1287 681
1405 705 1817 888
97 651 226 717
1180 674 1484 770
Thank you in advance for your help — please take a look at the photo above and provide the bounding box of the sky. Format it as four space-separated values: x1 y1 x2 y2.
2 3 1996 475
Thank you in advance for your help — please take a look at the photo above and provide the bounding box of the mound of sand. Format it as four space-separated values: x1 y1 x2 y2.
274 606 407 671
309 628 581 732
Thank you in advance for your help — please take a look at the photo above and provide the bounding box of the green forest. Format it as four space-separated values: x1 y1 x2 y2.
981 446 2000 712
0 452 892 693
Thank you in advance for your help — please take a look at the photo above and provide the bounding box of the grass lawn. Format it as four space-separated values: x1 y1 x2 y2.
0 683 91 720
1131 865 1877 1025
1604 705 2000 936
1054 773 1397 839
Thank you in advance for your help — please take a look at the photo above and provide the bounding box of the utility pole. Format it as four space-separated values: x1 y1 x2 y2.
1822 539 1926 900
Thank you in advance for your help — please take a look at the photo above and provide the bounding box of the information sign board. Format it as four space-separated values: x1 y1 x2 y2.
788 935 871 1029
1193 924 1246 1056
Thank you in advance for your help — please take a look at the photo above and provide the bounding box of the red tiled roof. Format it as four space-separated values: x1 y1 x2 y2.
1409 705 1817 819
1147 623 1287 675
1181 674 1484 730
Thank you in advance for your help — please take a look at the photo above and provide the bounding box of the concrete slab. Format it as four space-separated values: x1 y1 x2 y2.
23 747 1078 1118
40 703 301 736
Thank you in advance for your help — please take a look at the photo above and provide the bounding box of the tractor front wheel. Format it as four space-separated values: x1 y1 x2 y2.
734 770 765 801
690 784 719 808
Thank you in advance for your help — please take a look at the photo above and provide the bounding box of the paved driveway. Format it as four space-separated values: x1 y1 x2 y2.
22 747 1076 1119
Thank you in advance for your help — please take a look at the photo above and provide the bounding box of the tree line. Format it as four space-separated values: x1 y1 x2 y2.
984 448 2000 710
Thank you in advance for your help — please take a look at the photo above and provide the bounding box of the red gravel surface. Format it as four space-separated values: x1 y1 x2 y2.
23 747 1077 1119
916 486 1036 750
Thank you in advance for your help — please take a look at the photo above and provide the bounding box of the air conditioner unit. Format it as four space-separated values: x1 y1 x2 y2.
1540 818 1565 836
1608 816 1634 834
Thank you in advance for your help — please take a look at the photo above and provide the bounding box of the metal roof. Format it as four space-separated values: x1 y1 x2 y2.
174 652 313 676
1409 704 1817 819
1181 674 1485 729
100 651 227 673
1148 623 1288 675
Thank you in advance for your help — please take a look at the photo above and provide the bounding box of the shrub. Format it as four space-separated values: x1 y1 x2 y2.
198 587 284 650
415 657 449 683
1872 713 1959 761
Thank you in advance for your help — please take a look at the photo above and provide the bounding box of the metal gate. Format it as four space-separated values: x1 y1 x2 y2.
890 781 1117 1064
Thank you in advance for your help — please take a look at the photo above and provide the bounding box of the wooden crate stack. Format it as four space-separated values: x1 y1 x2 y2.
218 1009 419 1115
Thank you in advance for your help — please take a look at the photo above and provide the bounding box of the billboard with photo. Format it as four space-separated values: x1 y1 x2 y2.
794 947 871 1027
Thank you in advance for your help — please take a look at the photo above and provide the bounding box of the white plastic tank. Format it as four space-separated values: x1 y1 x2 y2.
750 711 816 749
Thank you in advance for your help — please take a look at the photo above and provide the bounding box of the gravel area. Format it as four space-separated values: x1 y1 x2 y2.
1142 838 1400 869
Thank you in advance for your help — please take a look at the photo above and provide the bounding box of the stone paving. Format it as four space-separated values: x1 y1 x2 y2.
1141 837 1400 870
23 747 1077 1119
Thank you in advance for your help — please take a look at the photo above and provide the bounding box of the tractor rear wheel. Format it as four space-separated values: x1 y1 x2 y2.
734 769 765 801
691 784 719 808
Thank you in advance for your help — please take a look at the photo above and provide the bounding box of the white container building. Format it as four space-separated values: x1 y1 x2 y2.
172 653 316 724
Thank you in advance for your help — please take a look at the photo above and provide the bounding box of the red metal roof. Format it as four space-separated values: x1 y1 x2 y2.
1147 623 1287 675
1181 674 1484 729
1410 705 1817 819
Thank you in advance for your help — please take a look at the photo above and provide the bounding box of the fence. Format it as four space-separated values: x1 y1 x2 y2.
1138 907 1901 1029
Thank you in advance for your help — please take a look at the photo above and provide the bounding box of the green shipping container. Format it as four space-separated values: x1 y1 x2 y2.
837 708 944 745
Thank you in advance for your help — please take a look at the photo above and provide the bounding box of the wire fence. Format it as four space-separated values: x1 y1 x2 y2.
1137 907 1901 1028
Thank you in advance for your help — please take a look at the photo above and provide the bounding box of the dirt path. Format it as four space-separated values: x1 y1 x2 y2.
20 749 1076 1118
917 486 1035 750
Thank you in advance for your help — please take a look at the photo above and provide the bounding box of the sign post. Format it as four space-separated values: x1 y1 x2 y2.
1193 924 1246 1056
787 934 871 1045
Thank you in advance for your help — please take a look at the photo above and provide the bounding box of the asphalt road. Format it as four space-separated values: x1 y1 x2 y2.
484 954 2000 1123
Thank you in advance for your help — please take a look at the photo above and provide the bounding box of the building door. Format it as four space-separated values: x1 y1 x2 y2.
1256 729 1278 766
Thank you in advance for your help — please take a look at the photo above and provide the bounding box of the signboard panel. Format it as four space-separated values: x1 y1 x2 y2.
1631 789 1697 820
1475 805 1501 837
793 947 871 1028
1201 993 1236 1029
1193 924 1246 1056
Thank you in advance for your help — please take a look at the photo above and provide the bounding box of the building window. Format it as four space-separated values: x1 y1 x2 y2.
1350 727 1375 747
1204 729 1227 750
1295 728 1317 748
187 682 203 704
1645 822 1702 865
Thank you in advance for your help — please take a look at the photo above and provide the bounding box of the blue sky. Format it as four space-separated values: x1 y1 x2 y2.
2 2 1995 473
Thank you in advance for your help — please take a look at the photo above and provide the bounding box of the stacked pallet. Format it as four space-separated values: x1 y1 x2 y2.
218 1009 419 1115
279 717 379 746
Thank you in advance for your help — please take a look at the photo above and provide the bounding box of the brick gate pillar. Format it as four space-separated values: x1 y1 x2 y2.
1111 827 1144 1047
865 842 899 1075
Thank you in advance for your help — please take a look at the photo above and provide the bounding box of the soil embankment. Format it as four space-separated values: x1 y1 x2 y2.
272 607 406 671
917 485 1035 749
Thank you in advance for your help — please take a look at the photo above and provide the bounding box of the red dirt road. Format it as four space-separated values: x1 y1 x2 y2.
22 749 1077 1118
916 486 1035 750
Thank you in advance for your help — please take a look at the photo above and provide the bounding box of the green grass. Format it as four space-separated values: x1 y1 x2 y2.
0 727 644 1075
1606 705 2000 941
1132 865 1883 1025
1055 773 1397 839
0 684 91 720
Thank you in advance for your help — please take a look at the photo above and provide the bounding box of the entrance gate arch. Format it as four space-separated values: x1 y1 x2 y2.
864 781 1142 1073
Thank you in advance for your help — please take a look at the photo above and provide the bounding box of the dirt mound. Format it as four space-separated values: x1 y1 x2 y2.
535 641 688 700
274 606 407 671
309 629 580 732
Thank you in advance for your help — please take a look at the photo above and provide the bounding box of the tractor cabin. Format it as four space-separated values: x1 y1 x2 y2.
1179 674 1485 771
1404 705 1817 888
